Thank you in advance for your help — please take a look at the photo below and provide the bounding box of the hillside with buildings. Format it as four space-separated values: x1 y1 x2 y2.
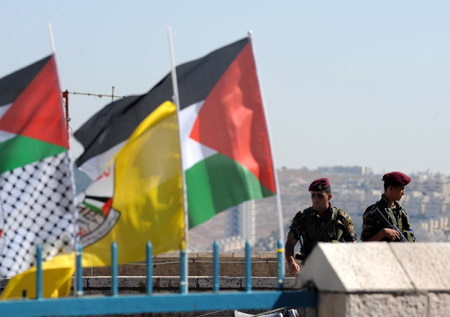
189 166 450 251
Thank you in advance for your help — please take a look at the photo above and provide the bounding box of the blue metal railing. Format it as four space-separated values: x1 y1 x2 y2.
277 239 284 290
146 241 153 294
0 239 317 316
245 240 252 292
76 243 83 296
36 245 42 300
213 240 219 292
180 247 187 294
111 242 118 296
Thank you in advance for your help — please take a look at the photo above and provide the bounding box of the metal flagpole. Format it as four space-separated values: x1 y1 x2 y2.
47 22 82 295
47 23 56 54
167 26 189 293
248 31 285 278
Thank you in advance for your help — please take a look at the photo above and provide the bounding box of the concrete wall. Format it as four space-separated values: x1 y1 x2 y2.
295 242 450 317
83 251 283 278
77 276 297 295
80 252 292 294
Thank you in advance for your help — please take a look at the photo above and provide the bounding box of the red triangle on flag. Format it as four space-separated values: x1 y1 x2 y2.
189 43 276 193
0 56 67 148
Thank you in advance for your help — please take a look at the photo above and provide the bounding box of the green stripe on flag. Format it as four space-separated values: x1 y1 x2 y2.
0 134 66 173
83 202 104 217
186 152 275 228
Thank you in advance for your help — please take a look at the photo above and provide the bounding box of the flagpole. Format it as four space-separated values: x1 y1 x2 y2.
48 22 82 294
167 27 189 293
47 23 56 53
248 31 285 276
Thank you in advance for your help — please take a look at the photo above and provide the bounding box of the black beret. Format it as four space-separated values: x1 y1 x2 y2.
309 178 330 191
382 171 411 186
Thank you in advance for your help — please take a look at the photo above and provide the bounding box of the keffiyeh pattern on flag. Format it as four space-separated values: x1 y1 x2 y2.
0 153 75 278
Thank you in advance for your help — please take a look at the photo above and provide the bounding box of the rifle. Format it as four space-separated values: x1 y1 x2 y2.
291 224 307 261
370 206 409 242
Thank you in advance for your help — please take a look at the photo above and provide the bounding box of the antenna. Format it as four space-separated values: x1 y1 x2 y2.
61 87 125 132
63 87 124 102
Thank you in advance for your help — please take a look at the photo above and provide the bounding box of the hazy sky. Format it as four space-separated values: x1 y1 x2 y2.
2 1 450 175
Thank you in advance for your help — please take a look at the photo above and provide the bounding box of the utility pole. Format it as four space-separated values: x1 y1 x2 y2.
61 87 124 136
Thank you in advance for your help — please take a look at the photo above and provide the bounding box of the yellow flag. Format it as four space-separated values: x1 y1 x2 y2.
1 253 75 299
82 101 185 266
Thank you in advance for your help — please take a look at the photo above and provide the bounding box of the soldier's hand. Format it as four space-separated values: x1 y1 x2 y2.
384 228 400 241
288 262 300 276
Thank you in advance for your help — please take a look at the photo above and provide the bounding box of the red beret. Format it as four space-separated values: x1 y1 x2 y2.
382 171 411 186
309 178 330 191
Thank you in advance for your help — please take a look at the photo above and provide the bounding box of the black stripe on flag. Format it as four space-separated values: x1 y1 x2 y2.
0 55 52 107
75 37 248 167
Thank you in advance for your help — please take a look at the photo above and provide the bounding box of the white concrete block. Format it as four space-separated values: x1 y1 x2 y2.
197 277 213 288
318 293 346 317
296 242 450 294
428 292 450 316
220 277 241 288
296 243 413 292
389 243 450 290
345 293 427 317
252 277 277 289
118 277 145 288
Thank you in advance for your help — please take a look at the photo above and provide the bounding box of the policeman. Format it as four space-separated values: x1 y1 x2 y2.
361 171 415 242
284 178 357 276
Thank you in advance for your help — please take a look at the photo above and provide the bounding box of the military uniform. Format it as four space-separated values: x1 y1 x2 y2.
361 194 415 242
287 204 357 259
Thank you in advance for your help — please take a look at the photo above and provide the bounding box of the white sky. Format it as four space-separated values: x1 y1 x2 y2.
2 1 450 175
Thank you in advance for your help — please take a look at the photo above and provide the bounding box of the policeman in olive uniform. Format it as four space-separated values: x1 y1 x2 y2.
361 171 415 242
285 178 357 276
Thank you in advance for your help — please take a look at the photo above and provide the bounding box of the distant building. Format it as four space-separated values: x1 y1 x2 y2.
403 191 425 216
408 171 450 195
317 165 373 175
221 200 256 251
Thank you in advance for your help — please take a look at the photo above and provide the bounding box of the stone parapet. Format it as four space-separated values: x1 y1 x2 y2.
295 242 450 317
78 276 297 295
83 252 282 278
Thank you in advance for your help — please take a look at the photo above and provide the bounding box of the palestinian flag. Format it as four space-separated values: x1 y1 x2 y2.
0 56 76 278
75 37 276 230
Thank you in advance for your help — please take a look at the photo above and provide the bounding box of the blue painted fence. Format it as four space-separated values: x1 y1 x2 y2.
0 240 317 316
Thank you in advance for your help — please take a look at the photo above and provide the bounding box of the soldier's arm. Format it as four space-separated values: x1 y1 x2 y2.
339 212 357 242
346 216 357 242
361 210 399 241
364 228 400 241
285 234 300 276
